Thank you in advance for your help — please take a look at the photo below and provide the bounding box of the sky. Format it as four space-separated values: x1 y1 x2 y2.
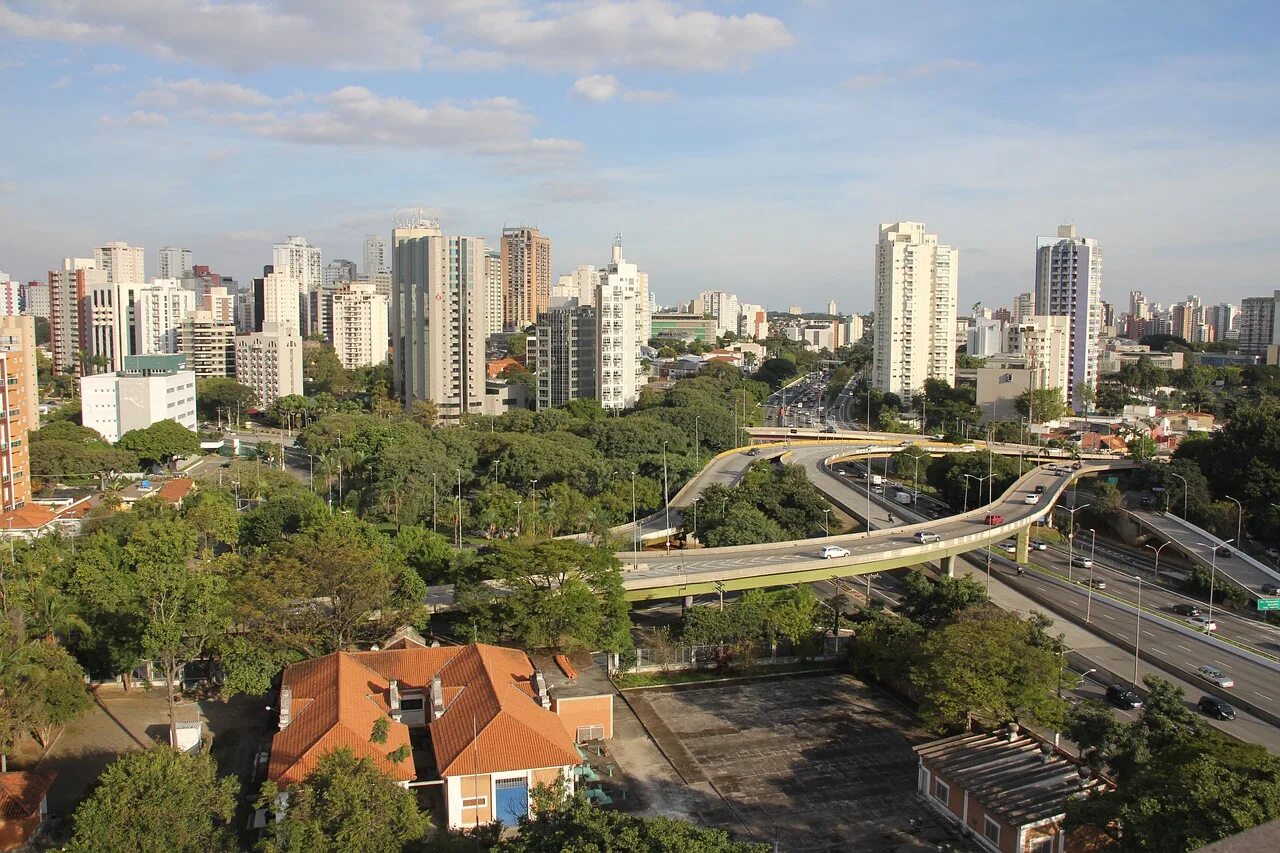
1 1 1278 314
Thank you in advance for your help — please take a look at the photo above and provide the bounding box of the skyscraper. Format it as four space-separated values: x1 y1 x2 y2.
331 280 389 369
254 266 302 336
484 248 504 337
1034 225 1102 412
158 246 192 280
392 219 489 422
500 226 551 331
272 235 322 336
0 330 34 509
49 258 104 374
134 279 196 355
94 241 145 284
1238 292 1280 356
595 238 646 410
177 310 237 377
1011 292 1034 324
533 300 597 410
872 221 958 400
363 234 389 277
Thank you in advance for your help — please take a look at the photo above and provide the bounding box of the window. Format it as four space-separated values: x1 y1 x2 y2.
1029 839 1053 853
983 816 1000 845
461 796 487 808
576 724 605 742
932 778 949 804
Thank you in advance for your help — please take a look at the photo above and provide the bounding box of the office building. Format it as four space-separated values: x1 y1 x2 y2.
273 235 322 335
331 280 389 369
80 354 197 444
872 221 958 400
1239 293 1280 356
533 300 597 410
484 248 505 336
22 280 50 320
177 310 236 377
596 238 645 410
363 234 388 277
235 325 303 408
0 316 36 510
134 279 196 355
1034 224 1102 411
694 290 741 338
967 318 1004 358
501 226 551 331
651 313 717 343
158 246 192 280
392 220 489 422
1003 316 1073 409
93 241 145 284
49 258 102 374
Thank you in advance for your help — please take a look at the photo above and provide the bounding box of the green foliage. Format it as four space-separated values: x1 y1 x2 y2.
693 462 835 546
925 451 1022 511
370 716 390 745
751 357 798 389
681 586 820 651
6 639 94 746
258 748 430 853
1128 433 1159 461
303 343 358 396
30 422 139 482
240 489 330 547
195 376 258 422
117 419 201 467
213 635 302 697
847 610 923 684
67 748 239 853
1015 387 1066 422
898 570 988 628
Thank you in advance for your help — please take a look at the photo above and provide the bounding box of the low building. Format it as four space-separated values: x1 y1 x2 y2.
268 629 612 831
80 354 197 443
915 728 1110 853
481 379 532 416
649 312 717 343
0 771 57 851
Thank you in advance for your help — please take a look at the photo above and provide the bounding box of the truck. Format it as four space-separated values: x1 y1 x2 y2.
871 474 884 486
894 491 913 505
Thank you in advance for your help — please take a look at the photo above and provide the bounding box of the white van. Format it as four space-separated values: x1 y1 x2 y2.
1024 493 1040 505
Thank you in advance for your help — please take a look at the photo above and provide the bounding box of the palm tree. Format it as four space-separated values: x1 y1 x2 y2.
23 585 90 646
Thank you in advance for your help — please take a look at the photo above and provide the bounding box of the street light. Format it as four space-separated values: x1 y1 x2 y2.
1132 575 1144 687
630 471 638 570
693 415 701 467
662 441 670 554
1194 539 1233 631
1144 540 1172 581
514 500 523 538
1085 529 1098 623
530 479 539 539
1059 503 1091 583
1225 495 1244 555
691 497 700 545
822 508 831 537
963 473 992 513
1168 471 1189 518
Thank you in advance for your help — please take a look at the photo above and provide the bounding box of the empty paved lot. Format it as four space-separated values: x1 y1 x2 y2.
623 673 967 853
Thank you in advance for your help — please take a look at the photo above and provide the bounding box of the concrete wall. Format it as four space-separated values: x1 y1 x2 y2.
552 694 614 740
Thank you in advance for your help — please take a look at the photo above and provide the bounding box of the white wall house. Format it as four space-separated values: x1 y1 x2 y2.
80 354 196 443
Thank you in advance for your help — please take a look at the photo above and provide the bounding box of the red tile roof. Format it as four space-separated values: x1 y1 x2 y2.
268 643 579 787
0 504 58 531
157 478 195 504
0 771 57 820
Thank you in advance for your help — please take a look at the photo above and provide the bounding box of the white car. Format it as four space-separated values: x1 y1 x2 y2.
999 543 1017 555
821 545 851 560
915 531 941 544
1188 615 1218 632
1024 493 1041 505
1196 665 1234 688
1032 541 1048 551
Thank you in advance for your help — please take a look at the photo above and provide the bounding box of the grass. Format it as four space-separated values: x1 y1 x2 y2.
614 660 838 690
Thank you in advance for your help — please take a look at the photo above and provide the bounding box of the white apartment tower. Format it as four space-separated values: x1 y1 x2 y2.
94 241 145 284
1004 315 1072 407
1035 225 1102 412
595 238 646 410
391 220 489 422
1012 292 1035 324
259 268 302 336
49 258 102 374
177 310 237 377
331 280 389 369
484 248 505 337
872 221 958 400
134 279 196 355
272 235 322 336
363 234 389 277
235 324 303 407
158 246 192 280
696 290 741 338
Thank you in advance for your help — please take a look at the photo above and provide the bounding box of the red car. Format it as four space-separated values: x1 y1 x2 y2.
984 514 1004 525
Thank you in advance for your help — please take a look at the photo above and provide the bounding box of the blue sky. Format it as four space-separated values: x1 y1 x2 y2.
1 1 1277 313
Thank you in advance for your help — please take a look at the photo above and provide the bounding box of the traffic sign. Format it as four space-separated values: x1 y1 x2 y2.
1257 598 1280 611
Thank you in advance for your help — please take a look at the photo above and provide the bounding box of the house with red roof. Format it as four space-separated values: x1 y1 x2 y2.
267 627 612 830
0 771 57 851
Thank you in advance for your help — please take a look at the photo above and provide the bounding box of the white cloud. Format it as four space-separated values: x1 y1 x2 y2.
100 110 168 127
136 78 298 109
91 62 123 75
843 59 976 90
571 73 674 104
48 75 70 88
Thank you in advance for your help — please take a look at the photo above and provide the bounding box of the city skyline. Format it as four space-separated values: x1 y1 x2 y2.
2 2 1278 309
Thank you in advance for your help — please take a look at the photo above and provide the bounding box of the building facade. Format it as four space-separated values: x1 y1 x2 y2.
331 280 389 369
1034 225 1102 411
694 290 741 338
873 221 958 400
738 303 769 340
363 234 388 277
235 325 303 408
1238 293 1279 356
176 310 236 377
967 319 1005 359
93 241 145 284
500 226 551 331
484 248 505 336
596 240 646 410
80 354 197 444
533 300 597 410
158 246 192 280
134 279 196 355
0 321 34 509
49 258 103 374
1003 316 1072 406
272 235 322 336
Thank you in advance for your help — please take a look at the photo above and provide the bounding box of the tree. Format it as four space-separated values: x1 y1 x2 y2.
911 609 1065 732
7 640 93 747
67 748 239 853
1074 381 1096 412
303 343 357 396
258 748 430 853
1015 387 1066 423
457 541 631 653
751 357 798 389
1062 700 1125 770
117 419 200 467
195 376 258 423
898 570 988 628
1128 433 1158 461
507 332 528 357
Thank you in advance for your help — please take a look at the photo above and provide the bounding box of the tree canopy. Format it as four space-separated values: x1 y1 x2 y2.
117 419 201 467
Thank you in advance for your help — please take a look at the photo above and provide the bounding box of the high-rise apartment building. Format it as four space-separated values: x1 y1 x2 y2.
81 354 197 444
595 238 646 410
553 266 599 308
500 226 551 331
484 248 505 336
533 300 597 410
695 290 741 338
202 285 235 325
86 279 132 373
94 241 145 284
738 303 769 340
177 310 237 377
1128 291 1149 320
1238 293 1280 356
235 325 304 408
1012 292 1035 324
0 326 33 509
323 259 357 289
392 220 489 421
49 258 102 374
1204 304 1236 342
331 280 389 369
1034 224 1102 411
967 319 1004 358
0 273 20 316
272 235 322 336
22 280 50 320
363 234 388 277
158 246 192 280
254 266 303 336
134 279 196 355
1003 316 1072 404
872 221 958 400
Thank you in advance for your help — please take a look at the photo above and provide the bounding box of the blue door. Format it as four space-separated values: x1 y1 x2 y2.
494 779 529 826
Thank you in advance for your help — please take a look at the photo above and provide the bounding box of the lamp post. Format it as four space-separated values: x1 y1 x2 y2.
1132 575 1144 687
432 472 438 533
662 441 670 554
1195 539 1233 631
1060 503 1091 583
691 497 699 545
964 473 991 513
1085 529 1097 623
1144 541 1171 581
1225 495 1243 556
631 471 638 569
1168 471 1189 518
822 508 831 537
514 500 522 538
693 415 701 467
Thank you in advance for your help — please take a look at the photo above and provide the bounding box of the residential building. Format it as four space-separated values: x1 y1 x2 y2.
788 304 803 315
363 234 388 276
267 629 612 831
93 241 145 284
976 357 1037 423
785 320 845 351
0 322 34 510
739 303 769 340
1011 292 1035 324
0 273 19 316
158 246 192 280
85 279 131 373
484 248 505 336
322 258 357 290
22 280 50 320
331 280 389 369
1204 303 1237 342
915 728 1109 853
596 238 646 410
827 300 839 316
234 287 256 334
273 235 322 336
254 266 302 336
392 220 488 422
49 258 103 374
177 310 236 377
1238 292 1280 356
235 325 303 408
873 221 958 400
651 312 717 343
1034 224 1102 411
1129 290 1149 320
501 226 551 331
134 279 196 355
368 271 392 301
554 265 598 308
80 354 197 444
533 300 597 409
967 319 1005 358
1003 316 1072 404
0 771 58 851
695 290 741 338
202 285 235 325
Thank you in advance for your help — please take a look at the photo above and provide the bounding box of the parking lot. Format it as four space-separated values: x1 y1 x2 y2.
621 673 970 852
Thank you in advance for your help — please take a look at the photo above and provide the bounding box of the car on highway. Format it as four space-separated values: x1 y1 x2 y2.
984 514 1004 525
999 542 1017 555
1215 545 1233 558
820 545 851 560
1031 541 1048 551
1071 556 1094 569
961 444 976 451
1196 665 1234 688
1171 603 1204 617
1140 497 1154 508
1087 578 1107 590
915 531 941 544
1024 493 1041 505
1106 684 1143 709
1198 696 1236 721
1262 583 1280 596
1188 615 1218 632
747 448 760 457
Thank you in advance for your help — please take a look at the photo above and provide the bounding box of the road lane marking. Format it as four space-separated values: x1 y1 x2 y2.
1254 692 1273 701
1176 644 1194 653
